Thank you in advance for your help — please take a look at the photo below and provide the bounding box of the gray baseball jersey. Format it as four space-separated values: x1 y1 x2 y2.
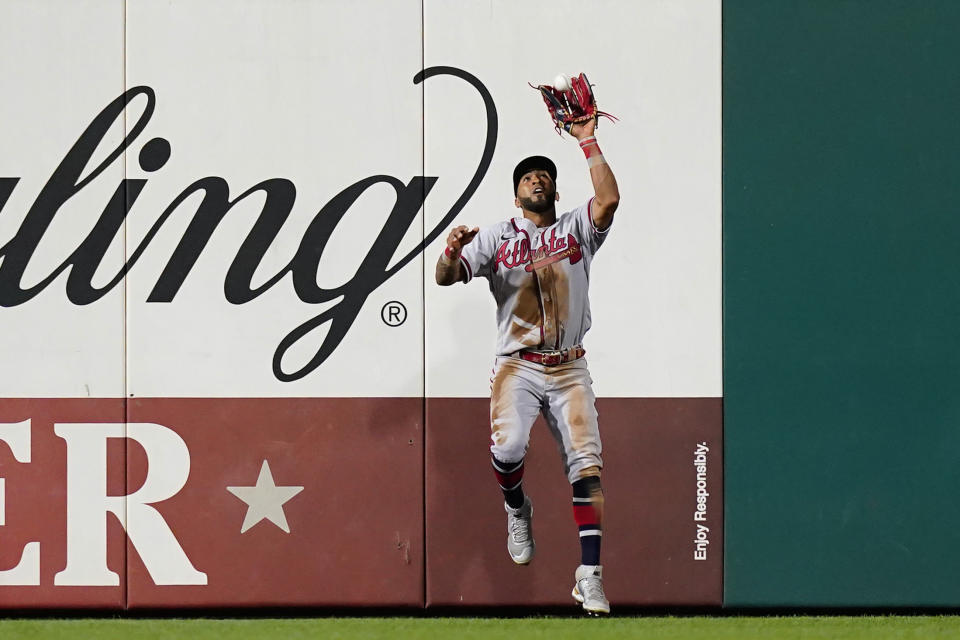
459 198 610 354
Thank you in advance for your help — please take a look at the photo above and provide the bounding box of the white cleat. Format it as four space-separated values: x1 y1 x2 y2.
572 564 611 615
505 497 535 565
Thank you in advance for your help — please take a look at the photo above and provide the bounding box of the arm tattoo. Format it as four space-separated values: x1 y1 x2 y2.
435 254 463 286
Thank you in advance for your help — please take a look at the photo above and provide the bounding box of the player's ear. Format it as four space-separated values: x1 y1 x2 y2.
555 191 560 201
515 197 521 209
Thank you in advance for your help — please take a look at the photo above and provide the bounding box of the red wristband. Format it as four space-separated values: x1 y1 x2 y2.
579 136 602 159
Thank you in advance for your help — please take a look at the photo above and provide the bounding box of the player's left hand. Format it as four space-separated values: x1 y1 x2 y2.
532 73 616 137
445 225 480 259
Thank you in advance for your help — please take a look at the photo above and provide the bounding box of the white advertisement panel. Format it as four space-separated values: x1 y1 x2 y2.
423 0 722 398
0 1 126 398
124 0 425 398
1 1 718 400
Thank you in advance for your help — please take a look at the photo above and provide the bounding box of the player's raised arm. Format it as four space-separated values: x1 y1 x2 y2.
570 118 619 231
435 225 479 286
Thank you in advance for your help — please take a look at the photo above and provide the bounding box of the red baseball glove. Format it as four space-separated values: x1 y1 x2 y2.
531 73 618 135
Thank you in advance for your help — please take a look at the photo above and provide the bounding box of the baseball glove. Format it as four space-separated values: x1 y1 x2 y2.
531 73 618 135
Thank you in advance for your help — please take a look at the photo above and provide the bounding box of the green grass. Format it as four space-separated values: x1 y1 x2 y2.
1 617 960 640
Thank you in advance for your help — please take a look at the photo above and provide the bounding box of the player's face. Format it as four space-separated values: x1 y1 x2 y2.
515 169 558 213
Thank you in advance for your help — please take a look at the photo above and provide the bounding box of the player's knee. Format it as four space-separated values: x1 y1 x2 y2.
567 458 603 485
491 439 526 464
489 428 528 463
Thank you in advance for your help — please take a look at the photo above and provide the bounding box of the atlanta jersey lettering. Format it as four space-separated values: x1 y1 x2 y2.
459 198 610 355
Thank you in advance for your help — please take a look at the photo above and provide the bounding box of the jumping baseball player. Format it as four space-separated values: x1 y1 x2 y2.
435 98 619 615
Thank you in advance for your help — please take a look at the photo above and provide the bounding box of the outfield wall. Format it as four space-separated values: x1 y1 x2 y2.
723 0 960 607
0 1 721 608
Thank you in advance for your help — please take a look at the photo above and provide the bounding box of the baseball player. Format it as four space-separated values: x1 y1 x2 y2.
435 115 619 615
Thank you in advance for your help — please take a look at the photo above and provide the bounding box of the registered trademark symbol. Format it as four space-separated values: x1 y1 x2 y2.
381 301 407 327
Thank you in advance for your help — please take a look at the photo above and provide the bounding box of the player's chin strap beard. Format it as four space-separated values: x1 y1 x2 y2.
519 194 555 214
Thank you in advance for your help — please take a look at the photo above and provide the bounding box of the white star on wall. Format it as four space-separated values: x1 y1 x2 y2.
227 460 304 534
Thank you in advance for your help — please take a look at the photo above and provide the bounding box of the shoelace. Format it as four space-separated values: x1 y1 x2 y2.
580 575 606 602
510 514 531 543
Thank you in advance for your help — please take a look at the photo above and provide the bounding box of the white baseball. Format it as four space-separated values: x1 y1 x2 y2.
553 74 570 91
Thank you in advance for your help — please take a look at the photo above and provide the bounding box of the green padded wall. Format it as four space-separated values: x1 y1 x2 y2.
724 0 960 606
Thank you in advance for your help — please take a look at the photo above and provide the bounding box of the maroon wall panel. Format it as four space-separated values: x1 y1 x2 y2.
0 399 126 609
123 398 423 608
426 397 722 607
